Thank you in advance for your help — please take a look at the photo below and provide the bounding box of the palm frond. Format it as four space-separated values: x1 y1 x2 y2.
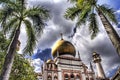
29 14 44 36
2 17 18 34
64 6 81 20
77 0 90 8
68 0 77 3
18 0 26 15
76 5 91 26
0 0 8 4
99 5 118 24
9 21 19 40
25 6 49 20
25 6 49 35
23 19 36 55
0 6 14 29
0 31 8 51
0 0 21 16
89 13 99 39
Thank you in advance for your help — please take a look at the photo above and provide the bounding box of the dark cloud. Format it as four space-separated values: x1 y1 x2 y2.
32 48 52 61
28 0 75 49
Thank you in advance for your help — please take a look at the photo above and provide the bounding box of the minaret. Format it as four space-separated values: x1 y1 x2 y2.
90 62 94 73
92 52 106 79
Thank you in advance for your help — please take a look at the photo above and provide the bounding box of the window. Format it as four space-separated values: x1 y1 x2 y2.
70 74 74 80
48 75 52 80
54 76 58 80
90 78 94 80
64 74 69 80
86 77 89 80
76 75 80 80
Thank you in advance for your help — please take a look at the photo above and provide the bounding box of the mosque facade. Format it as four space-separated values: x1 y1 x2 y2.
38 36 109 80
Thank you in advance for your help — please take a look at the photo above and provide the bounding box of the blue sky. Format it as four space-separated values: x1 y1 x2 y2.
98 0 120 10
32 48 52 61
19 0 120 78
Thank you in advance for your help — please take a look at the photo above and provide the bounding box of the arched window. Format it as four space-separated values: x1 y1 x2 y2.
76 75 80 80
54 76 58 80
48 75 52 80
70 74 74 80
64 74 69 80
86 77 89 80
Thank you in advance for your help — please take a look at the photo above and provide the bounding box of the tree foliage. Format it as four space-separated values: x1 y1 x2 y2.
0 32 37 80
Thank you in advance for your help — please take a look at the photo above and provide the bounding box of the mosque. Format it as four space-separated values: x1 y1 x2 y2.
38 34 109 80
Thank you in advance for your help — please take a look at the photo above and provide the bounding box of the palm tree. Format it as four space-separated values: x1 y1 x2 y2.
0 0 49 80
65 0 120 56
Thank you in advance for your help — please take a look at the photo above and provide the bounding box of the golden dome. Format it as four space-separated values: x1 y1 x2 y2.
52 39 76 58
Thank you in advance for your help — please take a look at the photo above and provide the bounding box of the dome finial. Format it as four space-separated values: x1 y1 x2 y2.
60 33 63 40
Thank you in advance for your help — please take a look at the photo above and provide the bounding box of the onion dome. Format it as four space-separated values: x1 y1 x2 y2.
52 39 76 58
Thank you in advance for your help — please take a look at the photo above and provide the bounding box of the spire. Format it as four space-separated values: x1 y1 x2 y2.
90 62 94 72
44 56 46 62
41 64 44 73
60 33 63 40
78 51 81 60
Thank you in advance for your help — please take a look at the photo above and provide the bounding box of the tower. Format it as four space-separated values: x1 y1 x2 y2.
92 52 106 79
90 62 94 73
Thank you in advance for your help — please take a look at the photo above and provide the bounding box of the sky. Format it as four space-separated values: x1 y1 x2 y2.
18 0 120 78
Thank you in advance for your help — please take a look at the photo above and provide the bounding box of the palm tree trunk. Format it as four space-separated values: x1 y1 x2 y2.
97 7 120 56
0 20 22 80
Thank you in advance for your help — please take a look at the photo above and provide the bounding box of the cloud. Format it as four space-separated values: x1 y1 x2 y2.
31 58 43 73
115 9 120 23
32 48 52 73
32 48 52 60
115 9 120 14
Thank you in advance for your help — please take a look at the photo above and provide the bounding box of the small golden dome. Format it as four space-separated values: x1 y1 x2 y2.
52 39 76 58
46 59 54 63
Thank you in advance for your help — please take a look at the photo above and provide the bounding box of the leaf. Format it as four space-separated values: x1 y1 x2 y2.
64 6 81 20
99 5 118 24
23 19 36 55
89 13 99 39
